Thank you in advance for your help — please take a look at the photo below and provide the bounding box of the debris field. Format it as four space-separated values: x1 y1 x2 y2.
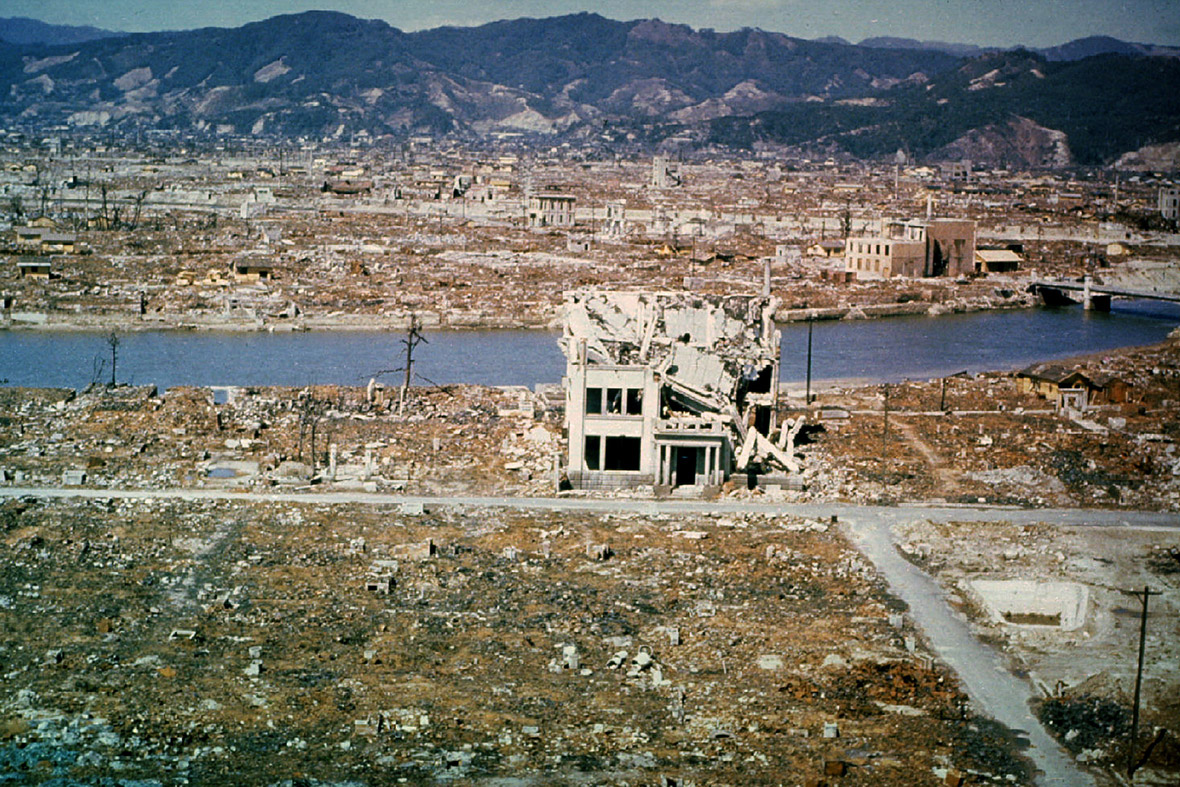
0 498 1023 785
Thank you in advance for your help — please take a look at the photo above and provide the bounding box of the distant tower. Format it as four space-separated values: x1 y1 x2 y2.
605 200 627 237
651 156 680 189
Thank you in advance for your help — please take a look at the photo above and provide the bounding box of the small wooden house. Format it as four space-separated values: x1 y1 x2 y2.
17 258 51 279
231 259 274 282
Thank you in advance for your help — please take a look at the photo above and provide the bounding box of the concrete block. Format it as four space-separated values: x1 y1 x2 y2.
758 654 784 670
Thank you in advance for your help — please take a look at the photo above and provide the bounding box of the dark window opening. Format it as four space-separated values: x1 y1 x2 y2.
754 405 772 436
747 365 773 394
603 436 641 471
606 388 623 414
585 388 602 414
584 436 600 470
626 388 643 415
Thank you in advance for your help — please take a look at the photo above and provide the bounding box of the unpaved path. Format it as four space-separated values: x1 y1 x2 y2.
841 509 1096 786
893 415 963 497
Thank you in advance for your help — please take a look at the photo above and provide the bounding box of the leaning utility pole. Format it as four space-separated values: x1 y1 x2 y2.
398 314 427 415
1126 585 1161 778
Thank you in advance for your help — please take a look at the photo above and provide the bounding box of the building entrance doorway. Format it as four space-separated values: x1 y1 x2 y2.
674 447 699 486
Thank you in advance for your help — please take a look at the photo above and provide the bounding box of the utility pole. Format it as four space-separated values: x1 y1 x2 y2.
940 371 967 413
106 332 119 388
1126 585 1161 778
805 317 814 405
881 383 890 466
399 313 426 415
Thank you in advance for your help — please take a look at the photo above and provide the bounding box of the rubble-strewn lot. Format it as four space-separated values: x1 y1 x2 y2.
0 339 1177 784
0 384 562 497
893 518 1180 784
1 498 1023 786
795 340 1180 511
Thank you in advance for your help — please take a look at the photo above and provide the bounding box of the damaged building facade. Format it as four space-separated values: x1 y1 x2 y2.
561 290 792 490
845 218 976 279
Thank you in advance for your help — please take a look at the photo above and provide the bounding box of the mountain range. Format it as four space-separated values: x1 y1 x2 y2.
0 17 118 46
1 12 1178 167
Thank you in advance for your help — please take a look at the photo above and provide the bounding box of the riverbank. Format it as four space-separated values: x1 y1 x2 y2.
0 309 557 333
2 285 1039 333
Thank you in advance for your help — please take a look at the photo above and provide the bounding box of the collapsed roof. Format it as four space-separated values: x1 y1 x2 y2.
561 290 780 403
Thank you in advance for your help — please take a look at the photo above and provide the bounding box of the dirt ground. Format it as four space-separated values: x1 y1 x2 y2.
0 497 1023 786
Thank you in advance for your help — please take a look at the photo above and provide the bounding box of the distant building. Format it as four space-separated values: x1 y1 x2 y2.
1159 186 1180 221
651 156 681 189
13 226 44 248
845 218 975 279
527 192 575 228
231 259 274 282
38 232 77 254
805 240 845 259
604 200 627 237
1016 363 1130 411
974 247 1023 274
16 258 51 279
940 159 972 182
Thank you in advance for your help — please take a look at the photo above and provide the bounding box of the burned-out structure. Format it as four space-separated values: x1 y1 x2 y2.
561 290 790 490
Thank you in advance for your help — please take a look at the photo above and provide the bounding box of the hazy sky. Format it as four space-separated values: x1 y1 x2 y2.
5 0 1180 48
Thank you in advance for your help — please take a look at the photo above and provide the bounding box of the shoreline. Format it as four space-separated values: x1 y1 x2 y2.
1 293 1043 334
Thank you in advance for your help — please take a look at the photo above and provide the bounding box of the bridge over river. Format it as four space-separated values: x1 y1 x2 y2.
1029 275 1180 311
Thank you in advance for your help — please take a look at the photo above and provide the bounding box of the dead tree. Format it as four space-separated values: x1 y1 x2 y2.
296 391 330 471
398 314 427 415
127 190 148 230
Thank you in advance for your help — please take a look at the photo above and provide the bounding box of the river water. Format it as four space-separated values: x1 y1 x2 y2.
1 302 1177 391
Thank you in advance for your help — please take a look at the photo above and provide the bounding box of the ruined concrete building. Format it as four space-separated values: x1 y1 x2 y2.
527 191 576 228
561 290 793 490
650 156 681 189
845 218 976 279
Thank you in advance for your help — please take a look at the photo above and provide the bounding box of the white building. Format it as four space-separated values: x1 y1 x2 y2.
1160 187 1180 221
651 156 681 189
527 192 576 228
562 290 785 490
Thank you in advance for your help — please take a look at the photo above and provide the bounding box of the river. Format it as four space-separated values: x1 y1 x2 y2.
1 302 1177 391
